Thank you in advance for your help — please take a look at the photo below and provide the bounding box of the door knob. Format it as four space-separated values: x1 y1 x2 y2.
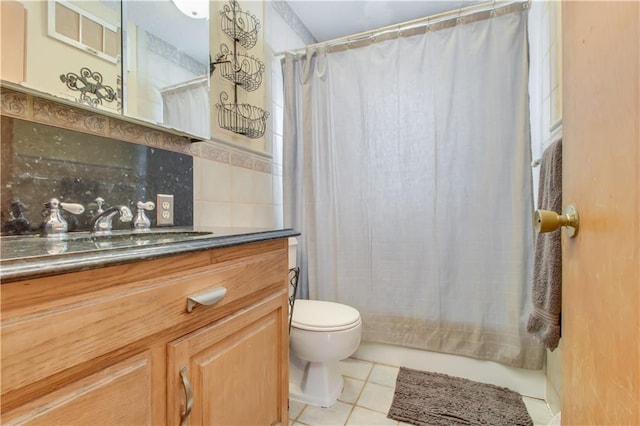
534 204 579 237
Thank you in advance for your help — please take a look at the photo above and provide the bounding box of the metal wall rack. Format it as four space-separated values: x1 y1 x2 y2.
211 0 269 139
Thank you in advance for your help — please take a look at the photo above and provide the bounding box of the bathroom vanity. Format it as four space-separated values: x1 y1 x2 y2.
0 228 297 425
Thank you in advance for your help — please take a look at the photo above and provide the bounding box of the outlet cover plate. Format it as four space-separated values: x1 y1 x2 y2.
156 194 174 226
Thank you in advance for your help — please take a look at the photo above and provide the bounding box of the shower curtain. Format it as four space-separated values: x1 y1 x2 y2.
283 7 544 369
161 75 210 137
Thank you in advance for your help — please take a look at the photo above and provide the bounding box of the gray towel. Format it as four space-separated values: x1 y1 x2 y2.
527 139 562 350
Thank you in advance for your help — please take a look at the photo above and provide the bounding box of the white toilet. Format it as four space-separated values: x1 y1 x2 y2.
288 239 363 407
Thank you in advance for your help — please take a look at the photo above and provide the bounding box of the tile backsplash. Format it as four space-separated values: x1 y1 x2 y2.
1 116 193 235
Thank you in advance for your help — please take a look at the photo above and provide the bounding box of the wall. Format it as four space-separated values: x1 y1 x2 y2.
0 87 193 234
192 0 310 230
1 0 311 233
18 0 121 114
210 1 267 152
528 0 563 415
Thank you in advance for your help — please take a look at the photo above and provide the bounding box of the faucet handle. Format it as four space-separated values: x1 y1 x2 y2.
60 202 85 215
133 201 155 231
45 198 84 215
41 198 84 237
94 197 105 214
137 201 155 211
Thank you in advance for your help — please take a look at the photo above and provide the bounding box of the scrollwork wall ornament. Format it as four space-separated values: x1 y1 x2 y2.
60 67 118 108
0 90 28 118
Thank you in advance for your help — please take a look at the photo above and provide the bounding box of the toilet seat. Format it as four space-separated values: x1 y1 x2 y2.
291 300 361 332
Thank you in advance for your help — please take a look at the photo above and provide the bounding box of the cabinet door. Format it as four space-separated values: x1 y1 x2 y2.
168 292 289 426
1 351 154 425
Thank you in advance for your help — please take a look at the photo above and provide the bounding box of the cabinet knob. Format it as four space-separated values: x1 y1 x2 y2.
186 287 227 312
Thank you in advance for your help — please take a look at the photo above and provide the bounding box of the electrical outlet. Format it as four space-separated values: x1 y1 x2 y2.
156 194 174 226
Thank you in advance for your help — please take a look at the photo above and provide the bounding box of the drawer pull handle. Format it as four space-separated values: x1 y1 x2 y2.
186 287 227 312
179 367 194 426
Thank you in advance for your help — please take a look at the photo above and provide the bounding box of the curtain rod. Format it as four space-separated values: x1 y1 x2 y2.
274 0 528 57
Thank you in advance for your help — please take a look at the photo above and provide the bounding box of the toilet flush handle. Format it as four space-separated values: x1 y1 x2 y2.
186 287 227 313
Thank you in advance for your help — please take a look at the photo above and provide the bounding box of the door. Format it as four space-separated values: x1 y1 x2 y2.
562 2 639 424
167 293 289 426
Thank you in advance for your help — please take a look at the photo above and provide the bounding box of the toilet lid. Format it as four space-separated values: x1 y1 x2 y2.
291 300 361 332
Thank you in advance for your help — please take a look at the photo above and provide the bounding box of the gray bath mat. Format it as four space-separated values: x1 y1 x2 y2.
387 367 533 426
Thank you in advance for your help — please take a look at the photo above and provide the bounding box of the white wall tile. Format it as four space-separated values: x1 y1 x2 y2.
230 167 255 203
253 171 274 204
252 204 277 228
193 200 231 227
194 158 231 203
230 204 255 227
273 133 284 167
272 172 283 205
272 102 284 137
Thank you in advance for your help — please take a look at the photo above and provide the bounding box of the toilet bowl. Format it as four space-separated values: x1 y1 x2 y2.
289 299 362 407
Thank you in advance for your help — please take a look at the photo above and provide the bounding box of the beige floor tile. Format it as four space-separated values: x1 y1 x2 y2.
368 364 400 387
340 358 373 381
356 382 395 414
291 360 553 426
346 406 397 425
522 396 553 425
297 400 353 426
289 399 306 421
338 377 366 404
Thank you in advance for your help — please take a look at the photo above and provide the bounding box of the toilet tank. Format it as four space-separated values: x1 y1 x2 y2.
288 237 298 269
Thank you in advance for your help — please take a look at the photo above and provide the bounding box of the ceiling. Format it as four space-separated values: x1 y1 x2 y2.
286 0 482 43
123 1 484 63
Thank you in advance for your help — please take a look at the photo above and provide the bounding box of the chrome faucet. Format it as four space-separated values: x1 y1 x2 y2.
40 198 85 237
90 205 133 235
133 201 155 232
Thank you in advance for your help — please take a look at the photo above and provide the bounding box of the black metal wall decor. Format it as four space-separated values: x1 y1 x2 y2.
211 0 269 139
60 67 118 108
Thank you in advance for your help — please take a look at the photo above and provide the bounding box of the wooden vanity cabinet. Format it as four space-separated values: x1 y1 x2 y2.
0 238 290 425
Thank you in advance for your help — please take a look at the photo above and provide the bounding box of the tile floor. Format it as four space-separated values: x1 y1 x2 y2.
289 358 555 426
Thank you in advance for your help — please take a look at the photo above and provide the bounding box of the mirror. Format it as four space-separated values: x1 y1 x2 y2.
122 0 210 139
0 0 210 140
1 0 121 114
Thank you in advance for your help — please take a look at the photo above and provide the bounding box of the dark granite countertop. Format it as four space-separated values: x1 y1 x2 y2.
0 227 299 283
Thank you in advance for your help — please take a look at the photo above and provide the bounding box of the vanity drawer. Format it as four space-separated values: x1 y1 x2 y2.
0 243 288 398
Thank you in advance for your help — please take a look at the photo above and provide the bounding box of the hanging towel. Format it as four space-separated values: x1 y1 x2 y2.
527 139 562 350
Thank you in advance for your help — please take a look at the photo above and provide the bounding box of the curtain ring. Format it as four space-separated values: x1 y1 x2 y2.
456 8 463 24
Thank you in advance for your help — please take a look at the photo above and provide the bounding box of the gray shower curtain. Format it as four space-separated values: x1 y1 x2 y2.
283 6 544 369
